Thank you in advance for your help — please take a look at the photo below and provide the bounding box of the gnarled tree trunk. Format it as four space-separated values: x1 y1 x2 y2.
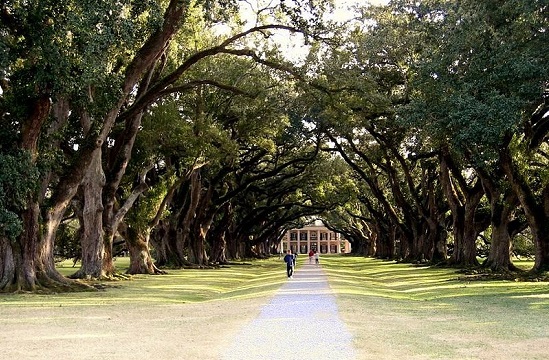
72 148 106 279
426 177 447 264
501 147 549 273
125 225 164 275
440 153 483 267
480 171 520 272
0 237 16 290
2 96 78 291
375 221 394 259
209 203 232 264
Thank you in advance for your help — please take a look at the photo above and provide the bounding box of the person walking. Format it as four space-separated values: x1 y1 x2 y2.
308 249 314 264
283 250 294 278
314 251 319 265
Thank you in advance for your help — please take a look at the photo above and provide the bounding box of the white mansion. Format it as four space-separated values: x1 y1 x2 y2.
280 223 351 254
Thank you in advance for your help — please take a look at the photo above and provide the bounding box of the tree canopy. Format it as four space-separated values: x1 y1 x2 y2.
1 0 549 292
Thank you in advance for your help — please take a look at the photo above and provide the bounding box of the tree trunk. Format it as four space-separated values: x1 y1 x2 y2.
366 230 377 257
397 229 412 261
483 214 515 272
208 203 232 264
409 220 428 262
105 167 151 277
427 178 447 264
480 171 519 272
375 222 394 259
19 202 39 290
3 95 79 291
171 172 201 266
102 100 150 273
1 202 41 291
225 231 240 260
210 232 228 264
150 221 189 267
424 168 448 264
38 203 84 290
83 1 190 278
0 237 16 290
149 221 168 266
501 147 549 273
174 171 213 267
414 222 429 263
347 229 368 256
71 148 106 279
462 192 482 264
430 222 448 264
125 226 164 275
440 154 482 267
188 222 210 266
4 96 45 291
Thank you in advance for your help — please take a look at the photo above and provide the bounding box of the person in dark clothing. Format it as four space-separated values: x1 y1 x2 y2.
283 250 294 278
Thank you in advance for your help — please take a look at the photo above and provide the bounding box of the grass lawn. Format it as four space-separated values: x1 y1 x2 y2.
1 255 548 359
0 257 286 306
321 255 549 359
0 257 289 360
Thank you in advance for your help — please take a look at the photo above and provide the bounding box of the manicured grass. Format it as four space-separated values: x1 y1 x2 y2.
0 257 287 307
320 255 549 359
2 255 549 359
321 256 548 303
4 255 546 308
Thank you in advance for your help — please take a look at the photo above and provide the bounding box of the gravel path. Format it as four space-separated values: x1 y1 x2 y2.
220 263 357 360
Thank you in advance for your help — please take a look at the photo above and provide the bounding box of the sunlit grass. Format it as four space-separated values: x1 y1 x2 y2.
322 256 548 302
4 254 548 359
0 257 287 307
320 255 549 359
3 254 548 311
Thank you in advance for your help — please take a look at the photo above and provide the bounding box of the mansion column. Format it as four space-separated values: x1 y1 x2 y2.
316 229 320 253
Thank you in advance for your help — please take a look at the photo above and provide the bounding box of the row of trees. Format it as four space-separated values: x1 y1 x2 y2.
316 0 549 273
0 0 350 291
0 0 547 292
